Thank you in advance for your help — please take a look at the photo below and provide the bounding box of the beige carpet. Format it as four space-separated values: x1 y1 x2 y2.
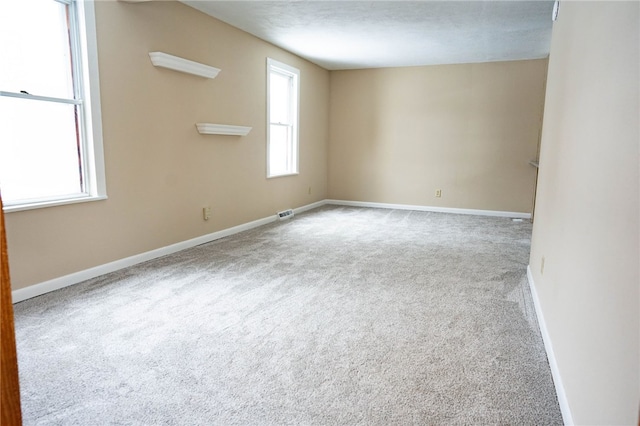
14 206 562 425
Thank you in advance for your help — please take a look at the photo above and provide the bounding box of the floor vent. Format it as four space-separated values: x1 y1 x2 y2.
277 209 294 220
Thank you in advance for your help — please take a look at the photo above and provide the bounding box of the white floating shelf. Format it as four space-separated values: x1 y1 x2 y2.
196 123 252 136
149 52 220 79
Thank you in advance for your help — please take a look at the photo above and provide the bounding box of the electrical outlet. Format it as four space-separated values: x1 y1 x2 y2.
308 186 311 195
541 256 545 275
435 189 442 198
203 206 211 221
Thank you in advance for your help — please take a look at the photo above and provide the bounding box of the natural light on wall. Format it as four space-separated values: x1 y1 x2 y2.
0 0 105 211
267 58 299 178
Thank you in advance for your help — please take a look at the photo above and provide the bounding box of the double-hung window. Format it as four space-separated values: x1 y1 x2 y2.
267 58 299 178
0 0 106 211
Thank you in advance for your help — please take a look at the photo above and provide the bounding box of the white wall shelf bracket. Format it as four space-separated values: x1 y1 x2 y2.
196 123 252 136
148 52 220 79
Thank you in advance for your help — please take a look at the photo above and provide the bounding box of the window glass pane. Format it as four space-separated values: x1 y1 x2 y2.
0 0 74 99
267 59 298 178
269 72 291 124
0 97 82 202
269 124 290 176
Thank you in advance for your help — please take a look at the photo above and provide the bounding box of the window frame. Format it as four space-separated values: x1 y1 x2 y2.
0 0 106 213
266 58 300 178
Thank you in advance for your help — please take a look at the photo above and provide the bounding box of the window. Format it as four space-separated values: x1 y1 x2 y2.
267 58 299 178
0 0 106 212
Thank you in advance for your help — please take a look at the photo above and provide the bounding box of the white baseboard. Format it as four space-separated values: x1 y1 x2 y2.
12 201 327 303
325 199 532 219
526 265 574 425
11 198 529 303
293 200 326 215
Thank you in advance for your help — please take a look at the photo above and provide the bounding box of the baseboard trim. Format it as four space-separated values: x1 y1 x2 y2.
10 198 529 303
12 201 327 303
526 265 574 425
325 199 532 219
293 200 326 215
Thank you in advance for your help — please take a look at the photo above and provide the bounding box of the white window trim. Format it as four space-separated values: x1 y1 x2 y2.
266 58 299 179
2 0 107 213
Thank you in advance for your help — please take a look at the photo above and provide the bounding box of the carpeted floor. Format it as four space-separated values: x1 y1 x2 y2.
13 206 562 425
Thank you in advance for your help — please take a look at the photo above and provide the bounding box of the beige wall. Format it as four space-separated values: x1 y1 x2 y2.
4 0 329 290
529 2 639 424
7 3 638 421
328 60 547 213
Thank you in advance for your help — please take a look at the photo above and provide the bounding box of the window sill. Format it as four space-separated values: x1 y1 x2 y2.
267 172 299 179
3 194 108 213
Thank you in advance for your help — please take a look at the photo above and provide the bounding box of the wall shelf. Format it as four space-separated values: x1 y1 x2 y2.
149 52 220 79
196 123 252 136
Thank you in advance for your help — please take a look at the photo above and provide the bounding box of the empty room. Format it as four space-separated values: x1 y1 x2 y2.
0 0 637 425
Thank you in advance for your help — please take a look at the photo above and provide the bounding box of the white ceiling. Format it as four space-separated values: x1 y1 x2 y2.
179 0 555 70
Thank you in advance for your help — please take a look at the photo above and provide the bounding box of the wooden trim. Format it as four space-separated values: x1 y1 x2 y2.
1 195 22 425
